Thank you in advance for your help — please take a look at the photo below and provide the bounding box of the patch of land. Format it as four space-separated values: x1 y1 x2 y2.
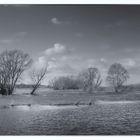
1 88 140 106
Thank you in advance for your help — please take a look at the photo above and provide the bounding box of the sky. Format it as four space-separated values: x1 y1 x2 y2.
0 5 140 85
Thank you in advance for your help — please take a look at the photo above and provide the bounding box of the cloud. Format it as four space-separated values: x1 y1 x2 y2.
33 44 111 85
32 43 77 83
45 43 70 56
37 56 47 67
33 43 71 69
51 17 61 25
100 58 107 63
121 58 136 68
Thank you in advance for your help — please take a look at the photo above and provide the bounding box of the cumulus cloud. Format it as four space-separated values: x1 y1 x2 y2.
121 58 136 68
45 43 67 56
33 44 111 85
34 43 73 73
51 17 61 25
37 56 47 67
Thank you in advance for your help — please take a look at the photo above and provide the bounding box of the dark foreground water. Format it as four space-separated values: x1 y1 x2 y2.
1 102 140 135
0 105 88 135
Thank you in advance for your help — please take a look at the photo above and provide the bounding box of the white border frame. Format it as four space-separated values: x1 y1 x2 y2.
0 0 140 4
0 1 140 139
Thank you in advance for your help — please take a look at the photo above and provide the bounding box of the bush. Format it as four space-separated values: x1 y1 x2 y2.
50 76 82 90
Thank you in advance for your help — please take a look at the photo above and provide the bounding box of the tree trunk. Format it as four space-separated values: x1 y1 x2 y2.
114 86 119 93
30 86 38 95
0 87 7 95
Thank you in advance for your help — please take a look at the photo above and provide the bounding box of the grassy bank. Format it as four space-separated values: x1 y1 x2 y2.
0 88 140 106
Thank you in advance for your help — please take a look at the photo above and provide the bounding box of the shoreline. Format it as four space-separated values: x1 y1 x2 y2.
0 100 140 110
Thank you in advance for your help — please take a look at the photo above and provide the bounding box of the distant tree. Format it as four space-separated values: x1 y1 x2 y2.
30 66 47 95
0 50 32 95
50 76 81 90
78 67 102 93
106 63 129 93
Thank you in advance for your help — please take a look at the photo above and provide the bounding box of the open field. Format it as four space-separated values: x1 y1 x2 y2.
1 88 140 106
1 88 140 135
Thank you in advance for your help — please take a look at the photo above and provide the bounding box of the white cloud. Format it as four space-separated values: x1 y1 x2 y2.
45 43 68 56
38 56 46 66
33 56 48 71
32 44 111 85
121 58 136 68
100 58 107 63
48 61 57 70
51 17 61 25
33 43 72 73
127 59 136 67
32 43 78 84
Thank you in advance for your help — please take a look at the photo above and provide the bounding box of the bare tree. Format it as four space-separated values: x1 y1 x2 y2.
0 50 32 95
50 76 81 90
78 67 102 93
30 67 47 95
106 63 129 93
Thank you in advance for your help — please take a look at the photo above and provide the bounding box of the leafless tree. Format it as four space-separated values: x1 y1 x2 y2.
0 50 32 95
106 63 129 93
78 67 102 93
50 76 81 90
30 67 47 95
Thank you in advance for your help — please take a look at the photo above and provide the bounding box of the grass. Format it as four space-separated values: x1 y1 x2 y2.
1 88 140 106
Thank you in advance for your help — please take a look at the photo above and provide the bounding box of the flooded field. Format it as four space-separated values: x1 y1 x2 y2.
0 102 140 135
1 89 140 135
0 104 87 135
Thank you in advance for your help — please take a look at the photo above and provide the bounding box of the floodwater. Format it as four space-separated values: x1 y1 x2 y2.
0 105 86 135
1 99 140 135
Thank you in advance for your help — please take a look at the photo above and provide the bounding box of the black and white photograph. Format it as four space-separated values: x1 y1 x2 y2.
0 2 140 136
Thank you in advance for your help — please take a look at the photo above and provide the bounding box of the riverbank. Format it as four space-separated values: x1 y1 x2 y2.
0 89 140 106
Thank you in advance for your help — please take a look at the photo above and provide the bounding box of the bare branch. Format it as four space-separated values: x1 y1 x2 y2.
78 67 102 93
106 63 129 93
30 66 47 95
0 50 32 95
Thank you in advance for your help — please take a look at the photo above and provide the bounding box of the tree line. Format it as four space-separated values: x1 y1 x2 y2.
0 49 129 95
50 63 129 93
